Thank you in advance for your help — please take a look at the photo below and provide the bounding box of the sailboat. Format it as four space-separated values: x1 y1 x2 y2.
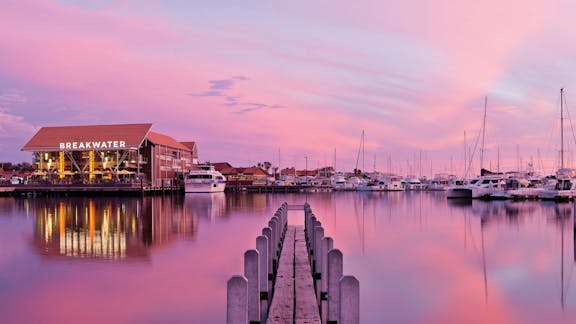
447 97 504 199
540 88 576 200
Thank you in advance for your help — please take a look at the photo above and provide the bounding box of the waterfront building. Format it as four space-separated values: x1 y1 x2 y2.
21 123 198 186
214 163 268 187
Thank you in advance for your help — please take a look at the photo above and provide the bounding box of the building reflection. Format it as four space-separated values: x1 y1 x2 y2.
32 195 228 260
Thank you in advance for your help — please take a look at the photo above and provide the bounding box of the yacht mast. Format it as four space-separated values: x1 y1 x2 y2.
355 130 364 173
561 88 565 169
480 96 487 174
464 131 467 178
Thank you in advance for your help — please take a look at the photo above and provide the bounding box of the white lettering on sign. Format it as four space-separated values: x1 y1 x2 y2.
58 141 127 150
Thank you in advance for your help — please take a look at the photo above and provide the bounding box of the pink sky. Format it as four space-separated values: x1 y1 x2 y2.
2 0 576 177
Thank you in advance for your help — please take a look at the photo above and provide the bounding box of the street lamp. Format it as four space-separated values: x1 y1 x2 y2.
305 156 308 186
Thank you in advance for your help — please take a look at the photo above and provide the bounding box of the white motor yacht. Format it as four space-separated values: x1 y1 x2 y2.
447 176 504 199
428 173 452 191
539 168 576 200
184 163 226 193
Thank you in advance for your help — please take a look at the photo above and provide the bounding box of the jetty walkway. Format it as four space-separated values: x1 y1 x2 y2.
227 203 359 324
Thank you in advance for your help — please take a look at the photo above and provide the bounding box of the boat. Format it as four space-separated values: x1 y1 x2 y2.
428 173 452 191
381 174 404 191
539 89 576 200
447 97 506 199
446 178 475 198
507 173 545 200
539 168 576 200
448 174 505 199
184 163 226 193
404 175 426 190
356 177 386 191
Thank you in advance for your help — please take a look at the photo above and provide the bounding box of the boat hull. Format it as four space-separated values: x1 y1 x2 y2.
184 182 226 193
447 187 471 198
539 189 575 201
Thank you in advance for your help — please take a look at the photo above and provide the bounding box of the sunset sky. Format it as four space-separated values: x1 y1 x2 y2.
2 0 576 177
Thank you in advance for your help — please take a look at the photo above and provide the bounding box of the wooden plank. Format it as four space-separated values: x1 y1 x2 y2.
294 225 321 323
267 225 321 324
287 204 305 210
267 226 295 324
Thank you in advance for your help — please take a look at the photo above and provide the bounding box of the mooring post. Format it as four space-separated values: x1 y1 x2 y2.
271 216 281 251
314 226 324 305
256 236 269 322
227 275 248 324
269 219 278 272
339 276 360 324
308 216 317 253
311 220 322 273
321 237 334 323
262 227 273 292
327 249 343 323
244 250 260 324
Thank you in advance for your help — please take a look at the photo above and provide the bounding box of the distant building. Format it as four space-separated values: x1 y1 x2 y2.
21 123 198 186
214 163 268 187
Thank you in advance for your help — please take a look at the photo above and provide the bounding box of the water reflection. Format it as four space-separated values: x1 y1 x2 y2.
32 194 228 260
7 192 576 323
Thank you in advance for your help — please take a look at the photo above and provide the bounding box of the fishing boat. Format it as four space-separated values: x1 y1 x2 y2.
184 163 226 193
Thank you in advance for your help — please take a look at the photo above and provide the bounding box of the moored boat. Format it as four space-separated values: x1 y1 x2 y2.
184 163 226 193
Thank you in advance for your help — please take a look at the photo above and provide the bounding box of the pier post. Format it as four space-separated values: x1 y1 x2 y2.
339 276 360 324
262 227 273 292
308 216 317 253
327 249 343 323
321 237 334 323
269 219 279 271
227 275 248 324
271 216 281 251
314 226 324 305
256 235 269 322
244 250 260 323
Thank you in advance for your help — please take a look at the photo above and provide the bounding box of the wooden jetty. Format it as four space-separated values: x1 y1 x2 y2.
227 203 359 324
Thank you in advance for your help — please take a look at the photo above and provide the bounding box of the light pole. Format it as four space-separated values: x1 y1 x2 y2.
305 156 308 186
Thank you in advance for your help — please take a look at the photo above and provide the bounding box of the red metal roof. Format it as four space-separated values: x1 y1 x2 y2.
146 131 191 151
22 123 195 153
180 141 198 158
22 123 153 151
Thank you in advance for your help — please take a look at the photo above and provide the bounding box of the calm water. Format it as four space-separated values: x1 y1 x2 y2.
1 192 576 323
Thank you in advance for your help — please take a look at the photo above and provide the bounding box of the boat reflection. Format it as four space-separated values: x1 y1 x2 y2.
185 192 226 223
32 195 228 261
469 200 540 225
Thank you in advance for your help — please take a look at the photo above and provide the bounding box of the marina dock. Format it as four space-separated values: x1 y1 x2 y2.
0 183 182 196
227 203 359 324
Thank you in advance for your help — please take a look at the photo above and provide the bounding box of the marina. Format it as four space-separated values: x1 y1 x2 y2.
2 192 576 323
5 1 576 323
226 203 359 323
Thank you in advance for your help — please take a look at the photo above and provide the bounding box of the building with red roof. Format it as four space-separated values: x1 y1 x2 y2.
21 123 197 186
